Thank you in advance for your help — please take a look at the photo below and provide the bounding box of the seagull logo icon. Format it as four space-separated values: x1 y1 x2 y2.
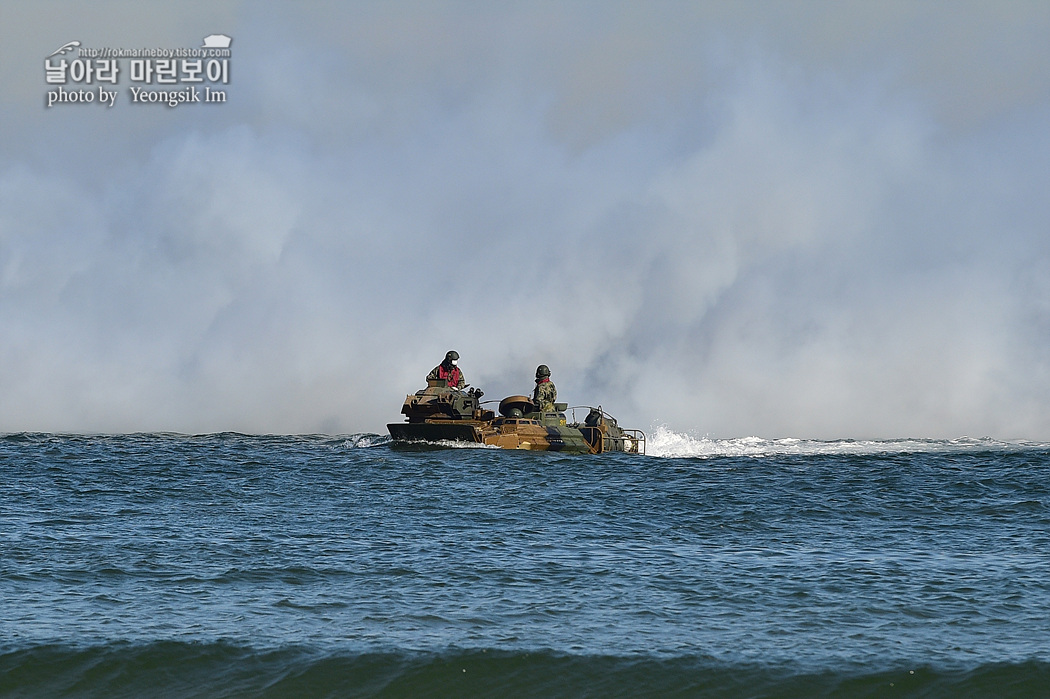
48 41 80 58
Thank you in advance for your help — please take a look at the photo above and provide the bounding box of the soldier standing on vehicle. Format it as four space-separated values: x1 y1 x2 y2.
533 364 557 411
428 350 466 388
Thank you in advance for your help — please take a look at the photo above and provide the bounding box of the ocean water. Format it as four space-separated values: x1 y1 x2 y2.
3 430 1050 698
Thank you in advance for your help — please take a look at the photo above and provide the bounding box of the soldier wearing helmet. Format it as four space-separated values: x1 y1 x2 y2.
532 364 557 412
427 350 466 389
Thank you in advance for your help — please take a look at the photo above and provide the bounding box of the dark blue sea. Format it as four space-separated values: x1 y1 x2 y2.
3 431 1050 697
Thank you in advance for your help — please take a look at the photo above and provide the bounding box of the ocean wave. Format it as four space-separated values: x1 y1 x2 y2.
341 433 503 450
341 433 390 449
338 427 1050 458
644 426 1050 458
386 438 500 451
2 643 1048 698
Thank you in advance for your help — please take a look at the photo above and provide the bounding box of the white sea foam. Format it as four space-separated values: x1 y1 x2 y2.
431 439 500 450
348 433 496 449
342 434 386 449
643 425 1047 458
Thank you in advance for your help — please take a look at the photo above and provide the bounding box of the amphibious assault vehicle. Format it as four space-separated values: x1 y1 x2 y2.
387 380 645 454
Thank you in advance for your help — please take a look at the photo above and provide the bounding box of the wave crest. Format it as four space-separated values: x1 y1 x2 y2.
645 426 1047 458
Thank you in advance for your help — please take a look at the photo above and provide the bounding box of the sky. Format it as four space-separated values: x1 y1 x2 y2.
1 1 1049 439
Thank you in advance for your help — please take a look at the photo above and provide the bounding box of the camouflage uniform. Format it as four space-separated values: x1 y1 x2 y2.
428 363 466 388
533 378 557 412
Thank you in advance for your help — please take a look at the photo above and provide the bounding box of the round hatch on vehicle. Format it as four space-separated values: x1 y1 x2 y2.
498 395 535 417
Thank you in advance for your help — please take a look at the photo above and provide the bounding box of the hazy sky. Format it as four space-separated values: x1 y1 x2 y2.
2 1 1049 438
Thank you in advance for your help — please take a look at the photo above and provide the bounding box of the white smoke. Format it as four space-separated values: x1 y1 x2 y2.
1 2 1049 438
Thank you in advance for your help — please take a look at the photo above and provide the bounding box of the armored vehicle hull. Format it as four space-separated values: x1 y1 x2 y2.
387 381 645 454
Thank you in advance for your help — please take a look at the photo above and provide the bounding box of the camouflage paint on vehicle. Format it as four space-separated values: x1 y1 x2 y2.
387 381 645 454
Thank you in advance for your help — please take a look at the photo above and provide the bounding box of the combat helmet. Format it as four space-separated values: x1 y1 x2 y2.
535 364 550 379
445 350 460 366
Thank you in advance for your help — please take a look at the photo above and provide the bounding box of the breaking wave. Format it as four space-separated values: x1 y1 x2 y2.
644 425 1049 458
334 426 1050 459
341 433 390 449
